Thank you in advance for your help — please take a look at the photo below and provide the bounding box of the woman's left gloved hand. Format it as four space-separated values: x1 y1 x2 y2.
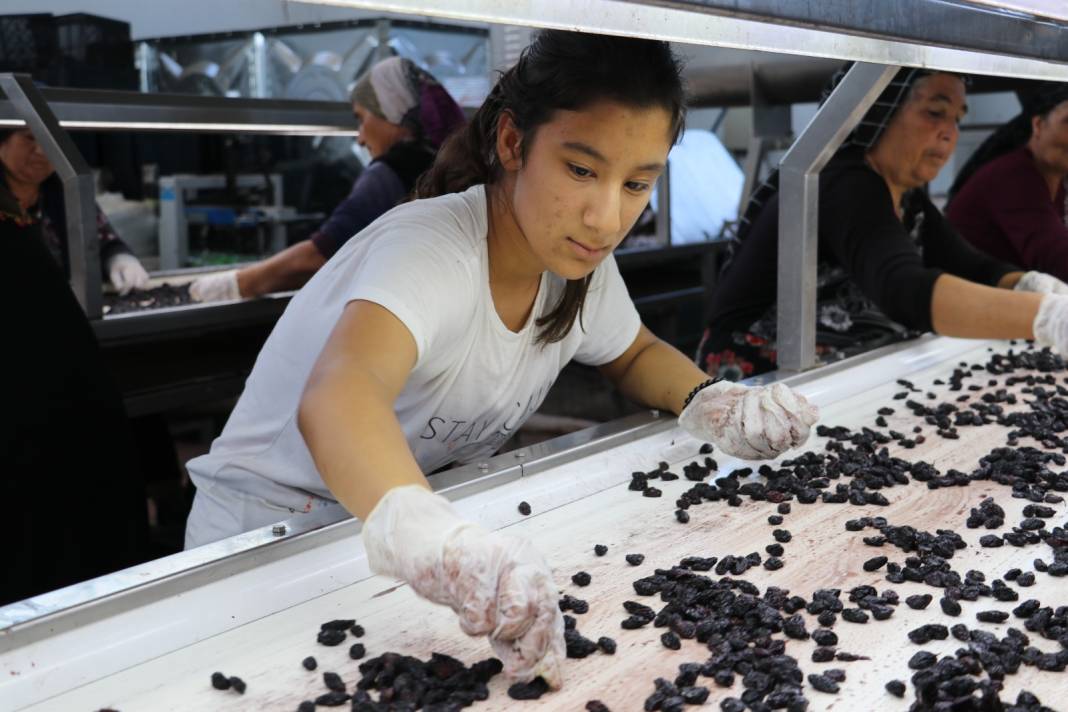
106 253 150 295
1014 271 1068 296
678 381 819 461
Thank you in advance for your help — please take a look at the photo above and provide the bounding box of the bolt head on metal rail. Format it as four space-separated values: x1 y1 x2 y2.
272 524 287 536
477 462 490 471
514 450 527 459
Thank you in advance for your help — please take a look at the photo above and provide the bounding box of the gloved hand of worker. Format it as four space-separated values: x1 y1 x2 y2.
1032 294 1068 354
678 381 819 461
189 269 241 302
362 485 565 688
1015 271 1068 296
106 253 149 295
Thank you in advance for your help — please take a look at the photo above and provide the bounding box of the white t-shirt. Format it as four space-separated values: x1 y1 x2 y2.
186 184 642 509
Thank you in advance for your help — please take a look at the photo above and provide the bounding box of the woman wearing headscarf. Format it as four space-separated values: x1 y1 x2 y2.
946 82 1068 283
0 128 149 295
190 57 466 301
700 66 1068 380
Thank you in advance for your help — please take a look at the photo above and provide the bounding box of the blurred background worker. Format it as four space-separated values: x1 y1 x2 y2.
701 66 1068 380
1 194 149 606
946 82 1068 281
189 57 465 302
0 128 149 294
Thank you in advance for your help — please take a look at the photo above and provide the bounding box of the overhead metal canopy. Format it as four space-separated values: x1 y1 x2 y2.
303 0 1068 80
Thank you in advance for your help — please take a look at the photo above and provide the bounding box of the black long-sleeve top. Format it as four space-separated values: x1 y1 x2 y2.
707 147 1016 341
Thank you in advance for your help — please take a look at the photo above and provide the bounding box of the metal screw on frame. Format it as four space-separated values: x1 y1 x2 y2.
272 524 287 536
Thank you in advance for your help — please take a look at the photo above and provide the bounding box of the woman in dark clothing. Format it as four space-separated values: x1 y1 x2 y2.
1 204 149 606
701 66 1068 380
946 83 1068 282
0 128 149 294
190 57 465 302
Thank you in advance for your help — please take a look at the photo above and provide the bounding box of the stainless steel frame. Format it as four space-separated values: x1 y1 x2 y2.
0 86 358 134
775 63 899 372
0 75 103 318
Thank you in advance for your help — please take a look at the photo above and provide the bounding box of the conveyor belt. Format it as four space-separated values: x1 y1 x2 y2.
4 335 1067 710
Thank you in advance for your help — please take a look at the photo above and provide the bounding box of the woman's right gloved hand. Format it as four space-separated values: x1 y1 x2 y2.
189 269 240 303
1015 271 1068 296
1032 294 1068 353
361 485 565 688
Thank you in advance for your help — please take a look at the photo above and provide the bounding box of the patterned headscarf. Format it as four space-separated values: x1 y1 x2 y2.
351 57 466 149
731 65 938 246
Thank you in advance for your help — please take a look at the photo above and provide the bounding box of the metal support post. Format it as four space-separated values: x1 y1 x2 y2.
655 162 671 246
775 62 898 372
0 73 102 319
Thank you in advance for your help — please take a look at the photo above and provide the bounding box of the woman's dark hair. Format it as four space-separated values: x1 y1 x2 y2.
948 81 1068 203
417 29 686 345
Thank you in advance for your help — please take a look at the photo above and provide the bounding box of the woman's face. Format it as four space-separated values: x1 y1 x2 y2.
0 130 54 187
353 103 411 159
868 73 967 190
499 99 674 281
1030 101 1068 177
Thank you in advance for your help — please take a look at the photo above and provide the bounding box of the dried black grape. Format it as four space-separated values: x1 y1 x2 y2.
841 608 869 624
565 629 599 658
586 701 611 712
1016 572 1036 586
863 556 888 571
906 594 933 610
976 610 1009 623
314 691 349 706
885 679 906 697
228 676 246 694
595 544 608 556
297 701 315 712
763 557 784 571
626 553 645 566
597 636 616 655
908 624 949 644
680 686 710 704
572 571 592 587
508 676 550 700
699 443 714 454
765 543 784 557
349 624 364 638
675 509 690 524
817 611 837 627
811 647 836 662
835 651 869 661
301 656 317 671
773 529 792 543
348 643 366 660
808 673 839 693
767 515 783 525
518 501 532 515
210 672 230 690
777 502 791 514
940 597 962 616
317 629 346 646
320 619 355 632
660 631 681 650
812 628 838 646
824 669 846 683
908 651 937 669
323 671 345 692
643 487 663 498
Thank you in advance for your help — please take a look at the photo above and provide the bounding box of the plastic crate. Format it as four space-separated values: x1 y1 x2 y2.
0 13 57 73
53 12 131 65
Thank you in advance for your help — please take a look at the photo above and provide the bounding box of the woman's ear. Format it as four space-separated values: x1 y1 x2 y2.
495 110 524 171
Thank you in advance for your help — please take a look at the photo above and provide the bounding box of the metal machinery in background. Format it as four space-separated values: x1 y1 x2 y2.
135 18 491 108
4 2 1068 710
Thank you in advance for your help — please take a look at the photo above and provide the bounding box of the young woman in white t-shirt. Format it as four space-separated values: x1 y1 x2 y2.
184 30 818 689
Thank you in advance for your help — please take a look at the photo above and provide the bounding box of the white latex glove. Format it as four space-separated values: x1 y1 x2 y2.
1033 294 1068 353
362 485 565 688
106 253 149 296
1014 271 1068 296
189 270 240 303
679 381 819 461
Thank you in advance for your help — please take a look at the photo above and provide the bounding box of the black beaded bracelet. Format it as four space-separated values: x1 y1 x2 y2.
683 377 722 409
